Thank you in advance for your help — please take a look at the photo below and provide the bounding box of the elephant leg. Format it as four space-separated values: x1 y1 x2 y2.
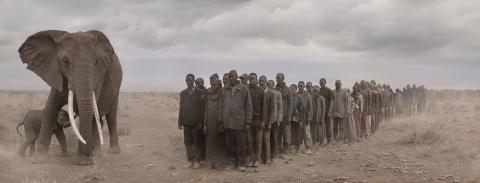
29 142 36 156
54 129 68 156
33 89 66 164
106 102 121 154
17 141 29 157
74 118 95 166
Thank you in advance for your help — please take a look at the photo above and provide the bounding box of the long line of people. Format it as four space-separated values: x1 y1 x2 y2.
178 70 428 172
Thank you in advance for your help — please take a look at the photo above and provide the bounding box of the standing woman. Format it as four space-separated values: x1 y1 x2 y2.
203 73 227 169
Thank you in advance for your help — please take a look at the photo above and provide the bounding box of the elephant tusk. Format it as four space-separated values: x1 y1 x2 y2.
68 90 87 144
92 91 104 145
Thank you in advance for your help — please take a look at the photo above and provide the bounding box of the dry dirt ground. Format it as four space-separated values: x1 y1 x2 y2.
1 91 480 183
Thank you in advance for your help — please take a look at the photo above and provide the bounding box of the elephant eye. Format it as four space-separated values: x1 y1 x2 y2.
62 57 71 65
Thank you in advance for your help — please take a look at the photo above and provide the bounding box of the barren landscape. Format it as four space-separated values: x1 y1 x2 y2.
1 90 480 183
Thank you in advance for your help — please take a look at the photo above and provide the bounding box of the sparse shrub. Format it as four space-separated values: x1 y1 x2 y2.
118 127 131 136
400 123 446 145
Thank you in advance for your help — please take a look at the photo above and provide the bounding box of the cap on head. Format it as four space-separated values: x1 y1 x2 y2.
240 73 248 79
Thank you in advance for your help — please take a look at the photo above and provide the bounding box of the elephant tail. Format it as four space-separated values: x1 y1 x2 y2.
16 122 24 137
16 112 30 137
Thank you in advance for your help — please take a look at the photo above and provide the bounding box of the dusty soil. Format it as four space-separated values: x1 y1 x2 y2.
1 91 479 183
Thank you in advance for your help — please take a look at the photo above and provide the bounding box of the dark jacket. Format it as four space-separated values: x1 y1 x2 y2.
249 85 265 122
179 88 200 126
221 81 253 130
275 82 293 122
297 92 313 123
311 92 326 124
291 93 304 122
319 87 334 118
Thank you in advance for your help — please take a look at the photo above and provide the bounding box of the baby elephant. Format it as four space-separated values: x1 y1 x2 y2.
16 109 72 157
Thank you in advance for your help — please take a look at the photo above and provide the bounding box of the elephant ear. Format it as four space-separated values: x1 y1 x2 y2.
18 30 67 92
86 30 115 55
86 30 123 91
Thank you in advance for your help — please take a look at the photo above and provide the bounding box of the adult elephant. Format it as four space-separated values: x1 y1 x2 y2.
18 30 123 165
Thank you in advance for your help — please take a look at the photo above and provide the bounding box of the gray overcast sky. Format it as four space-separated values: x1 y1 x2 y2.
1 0 479 92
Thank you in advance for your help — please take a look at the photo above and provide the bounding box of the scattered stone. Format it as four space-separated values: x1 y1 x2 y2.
145 163 155 168
169 166 176 170
414 171 423 174
307 163 314 166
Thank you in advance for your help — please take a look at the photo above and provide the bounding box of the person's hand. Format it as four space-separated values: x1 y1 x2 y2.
178 124 183 130
203 126 208 136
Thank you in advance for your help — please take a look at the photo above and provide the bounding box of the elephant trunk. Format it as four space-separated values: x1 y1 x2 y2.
76 88 94 155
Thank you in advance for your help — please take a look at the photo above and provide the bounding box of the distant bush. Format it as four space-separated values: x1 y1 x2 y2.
400 123 446 145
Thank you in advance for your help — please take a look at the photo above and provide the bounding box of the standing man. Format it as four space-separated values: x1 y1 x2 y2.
329 80 349 143
178 74 202 168
221 70 252 172
240 73 249 86
222 73 230 89
270 80 283 160
351 84 365 138
246 73 265 167
297 81 313 154
310 85 325 151
259 75 267 91
262 79 277 164
275 73 293 159
319 78 334 144
194 77 208 165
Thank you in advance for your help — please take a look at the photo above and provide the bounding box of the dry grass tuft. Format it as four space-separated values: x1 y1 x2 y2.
400 123 446 145
118 127 132 136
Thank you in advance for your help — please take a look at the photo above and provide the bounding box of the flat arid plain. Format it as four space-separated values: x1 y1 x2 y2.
1 91 479 183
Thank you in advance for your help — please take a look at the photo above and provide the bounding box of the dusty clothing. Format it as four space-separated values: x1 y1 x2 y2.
263 89 277 124
352 93 364 138
310 92 326 145
344 96 357 143
298 91 313 149
262 88 276 161
179 88 200 126
249 85 265 123
221 81 253 130
247 119 263 161
179 88 203 162
204 90 227 165
330 88 349 118
291 92 304 149
225 129 247 166
319 87 334 141
194 86 208 161
273 90 283 123
183 125 201 162
395 93 403 116
291 93 304 123
275 82 293 122
275 82 293 153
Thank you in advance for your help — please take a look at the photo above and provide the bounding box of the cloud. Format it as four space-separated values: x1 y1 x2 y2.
0 0 479 91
